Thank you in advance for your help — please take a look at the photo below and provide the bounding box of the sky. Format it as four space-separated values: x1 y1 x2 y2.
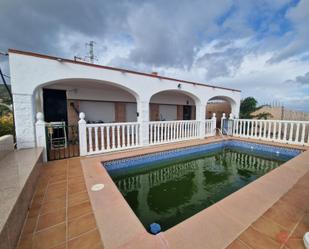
0 0 309 111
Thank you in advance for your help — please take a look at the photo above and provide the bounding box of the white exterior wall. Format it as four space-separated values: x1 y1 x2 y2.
79 101 115 123
126 103 137 122
9 51 241 148
13 94 36 148
159 105 177 121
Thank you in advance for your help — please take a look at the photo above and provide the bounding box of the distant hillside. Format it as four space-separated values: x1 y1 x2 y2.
0 84 11 104
0 84 12 115
252 106 309 121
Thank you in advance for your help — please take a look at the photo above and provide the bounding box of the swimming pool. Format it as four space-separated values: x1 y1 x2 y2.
104 140 300 232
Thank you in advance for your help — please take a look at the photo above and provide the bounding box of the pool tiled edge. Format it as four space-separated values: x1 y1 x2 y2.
81 137 309 249
103 139 301 172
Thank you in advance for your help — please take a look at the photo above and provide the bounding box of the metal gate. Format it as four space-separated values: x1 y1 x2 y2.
46 123 80 161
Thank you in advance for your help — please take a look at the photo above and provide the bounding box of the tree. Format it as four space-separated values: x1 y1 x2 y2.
240 97 272 119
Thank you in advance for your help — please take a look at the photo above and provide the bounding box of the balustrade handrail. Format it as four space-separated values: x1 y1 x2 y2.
149 120 200 124
236 119 309 124
86 121 139 127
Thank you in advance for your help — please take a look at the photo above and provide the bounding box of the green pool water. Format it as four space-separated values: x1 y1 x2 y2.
109 148 288 232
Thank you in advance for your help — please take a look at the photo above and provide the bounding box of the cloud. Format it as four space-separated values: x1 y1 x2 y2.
0 0 308 112
195 40 246 80
285 71 309 85
126 0 232 67
295 72 309 85
268 0 309 63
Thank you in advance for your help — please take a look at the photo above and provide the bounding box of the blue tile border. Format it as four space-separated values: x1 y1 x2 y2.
103 140 301 172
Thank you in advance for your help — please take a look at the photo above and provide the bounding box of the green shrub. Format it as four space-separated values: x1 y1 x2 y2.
0 113 14 136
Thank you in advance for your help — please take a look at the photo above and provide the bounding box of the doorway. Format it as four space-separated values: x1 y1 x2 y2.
183 106 192 120
43 89 68 123
43 89 80 160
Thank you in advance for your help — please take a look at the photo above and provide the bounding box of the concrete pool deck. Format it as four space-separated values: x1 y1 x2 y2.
16 137 309 249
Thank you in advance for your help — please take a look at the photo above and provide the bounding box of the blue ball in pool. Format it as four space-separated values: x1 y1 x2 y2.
150 223 161 234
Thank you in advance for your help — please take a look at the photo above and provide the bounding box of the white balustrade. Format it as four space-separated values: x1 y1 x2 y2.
149 120 202 145
232 119 309 146
85 122 140 155
77 112 309 157
205 119 216 137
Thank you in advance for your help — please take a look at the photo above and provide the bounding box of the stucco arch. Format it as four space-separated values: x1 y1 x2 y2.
32 77 140 102
148 90 201 121
32 77 142 125
149 89 201 106
206 95 239 119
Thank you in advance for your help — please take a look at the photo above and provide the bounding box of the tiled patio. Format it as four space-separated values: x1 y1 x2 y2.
16 158 103 249
227 170 309 249
16 138 309 249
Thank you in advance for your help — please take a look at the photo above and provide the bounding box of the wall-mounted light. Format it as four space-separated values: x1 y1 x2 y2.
177 83 182 89
136 112 139 117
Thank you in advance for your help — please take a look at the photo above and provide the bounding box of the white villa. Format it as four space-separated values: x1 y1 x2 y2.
2 49 309 249
9 49 241 159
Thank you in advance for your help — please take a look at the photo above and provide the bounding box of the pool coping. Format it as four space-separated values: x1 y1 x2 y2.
81 137 309 249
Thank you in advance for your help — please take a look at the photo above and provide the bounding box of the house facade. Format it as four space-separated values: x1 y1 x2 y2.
8 49 241 153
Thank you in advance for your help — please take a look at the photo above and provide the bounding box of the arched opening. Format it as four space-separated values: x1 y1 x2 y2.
206 96 236 127
34 78 139 125
34 78 139 160
149 90 198 121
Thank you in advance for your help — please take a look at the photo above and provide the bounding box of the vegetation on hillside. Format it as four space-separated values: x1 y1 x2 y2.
0 112 14 136
0 84 14 136
240 97 272 119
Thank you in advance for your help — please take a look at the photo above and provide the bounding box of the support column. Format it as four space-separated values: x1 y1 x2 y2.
221 113 226 131
228 113 234 136
137 99 149 146
13 94 36 148
196 103 206 138
35 112 47 161
78 112 87 156
211 113 217 136
231 102 240 119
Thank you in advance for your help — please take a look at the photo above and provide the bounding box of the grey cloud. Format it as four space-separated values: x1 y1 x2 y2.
268 0 309 63
196 48 244 80
0 0 236 68
126 0 232 67
287 72 309 85
0 0 306 74
295 72 309 85
0 0 130 57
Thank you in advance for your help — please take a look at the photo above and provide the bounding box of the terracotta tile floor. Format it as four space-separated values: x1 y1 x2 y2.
16 138 309 249
16 158 104 249
227 170 309 249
